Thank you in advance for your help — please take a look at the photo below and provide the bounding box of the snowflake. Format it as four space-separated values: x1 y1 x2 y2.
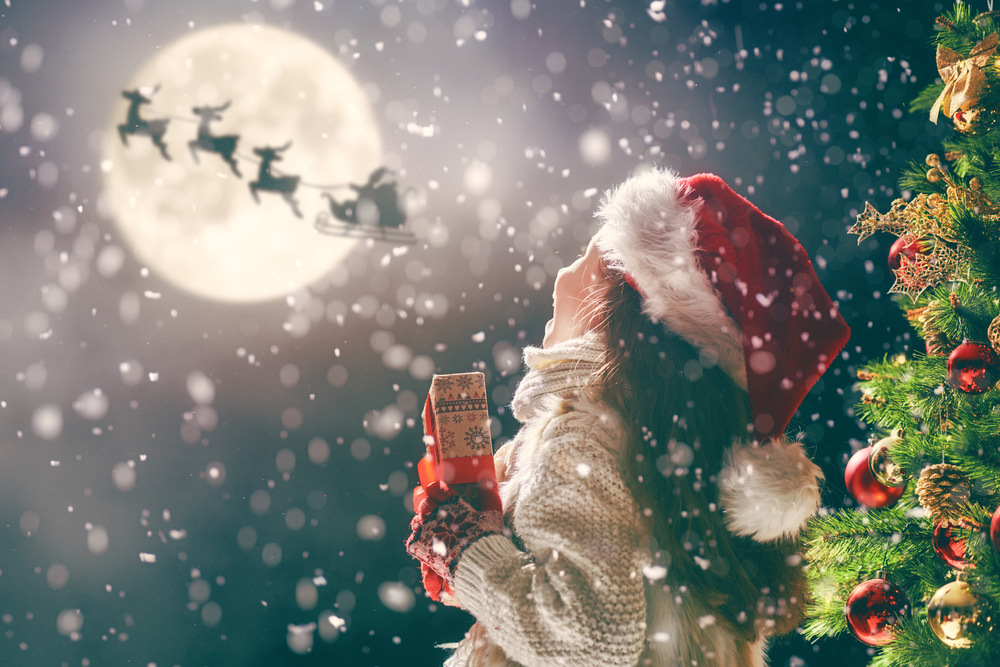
464 425 489 452
439 430 455 450
452 413 464 424
455 375 474 392
434 376 454 393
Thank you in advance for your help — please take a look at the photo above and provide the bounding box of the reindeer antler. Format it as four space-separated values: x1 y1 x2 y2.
215 100 232 112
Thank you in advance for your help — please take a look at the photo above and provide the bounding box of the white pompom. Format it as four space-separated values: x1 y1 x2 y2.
718 438 824 542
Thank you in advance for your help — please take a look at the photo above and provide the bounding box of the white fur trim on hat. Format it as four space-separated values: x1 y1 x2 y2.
717 438 824 542
592 169 747 390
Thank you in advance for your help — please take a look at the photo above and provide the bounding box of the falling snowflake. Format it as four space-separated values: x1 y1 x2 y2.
464 425 489 452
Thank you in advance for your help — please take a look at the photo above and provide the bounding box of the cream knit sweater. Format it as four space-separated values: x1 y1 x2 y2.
450 334 646 667
447 335 769 667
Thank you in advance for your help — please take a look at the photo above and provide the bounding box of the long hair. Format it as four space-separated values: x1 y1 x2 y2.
589 273 807 644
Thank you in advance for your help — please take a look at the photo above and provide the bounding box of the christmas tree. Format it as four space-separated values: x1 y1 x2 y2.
803 3 1000 664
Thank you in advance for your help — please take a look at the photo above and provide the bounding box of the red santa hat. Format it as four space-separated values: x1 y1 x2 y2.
593 169 850 541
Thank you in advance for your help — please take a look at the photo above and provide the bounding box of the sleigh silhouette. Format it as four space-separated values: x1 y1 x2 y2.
313 169 416 244
313 210 417 245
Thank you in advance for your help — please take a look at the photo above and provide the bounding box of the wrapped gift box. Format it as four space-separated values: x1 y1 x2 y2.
418 372 496 487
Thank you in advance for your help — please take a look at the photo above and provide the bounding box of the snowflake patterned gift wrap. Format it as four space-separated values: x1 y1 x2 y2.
418 372 496 488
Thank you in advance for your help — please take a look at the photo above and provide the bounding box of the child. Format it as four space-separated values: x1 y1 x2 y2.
407 170 850 666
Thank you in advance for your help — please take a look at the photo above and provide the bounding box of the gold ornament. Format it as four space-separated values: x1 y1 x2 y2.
869 431 907 487
916 463 972 523
926 153 942 167
927 579 985 649
930 32 999 125
927 168 943 183
939 170 1000 222
953 106 997 136
988 314 1000 356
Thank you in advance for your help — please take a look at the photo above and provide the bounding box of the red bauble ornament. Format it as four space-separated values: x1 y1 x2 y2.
887 236 925 271
932 521 969 570
845 447 905 508
990 506 1000 552
845 572 911 646
947 342 1000 394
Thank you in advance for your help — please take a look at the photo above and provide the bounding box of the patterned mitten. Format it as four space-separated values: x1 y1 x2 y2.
405 481 503 587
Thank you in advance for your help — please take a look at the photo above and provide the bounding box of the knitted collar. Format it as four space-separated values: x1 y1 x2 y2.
510 333 606 422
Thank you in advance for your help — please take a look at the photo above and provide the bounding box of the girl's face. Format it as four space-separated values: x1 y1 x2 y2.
543 239 607 348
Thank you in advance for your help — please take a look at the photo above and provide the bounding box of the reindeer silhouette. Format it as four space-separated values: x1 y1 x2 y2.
188 101 241 176
118 87 170 160
249 142 301 218
322 168 405 228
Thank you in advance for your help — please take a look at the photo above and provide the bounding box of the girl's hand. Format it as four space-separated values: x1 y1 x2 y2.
405 481 503 588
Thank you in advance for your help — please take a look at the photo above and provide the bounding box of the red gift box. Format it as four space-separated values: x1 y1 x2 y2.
418 372 496 487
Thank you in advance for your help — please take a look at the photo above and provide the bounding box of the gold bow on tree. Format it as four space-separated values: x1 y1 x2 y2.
930 32 999 124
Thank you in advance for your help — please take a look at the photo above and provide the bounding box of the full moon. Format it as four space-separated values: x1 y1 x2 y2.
103 24 382 302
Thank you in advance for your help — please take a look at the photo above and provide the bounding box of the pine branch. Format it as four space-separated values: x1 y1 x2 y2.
899 159 948 195
935 2 996 51
876 611 996 667
909 84 946 115
873 617 956 667
947 140 1000 198
802 584 848 641
952 435 1000 493
961 513 1000 603
950 204 1000 286
923 282 998 341
804 509 934 586
867 653 893 667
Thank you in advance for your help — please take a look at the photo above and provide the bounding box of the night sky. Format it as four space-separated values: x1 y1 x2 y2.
0 1 945 665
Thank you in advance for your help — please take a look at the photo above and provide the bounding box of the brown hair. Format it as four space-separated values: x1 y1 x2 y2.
589 274 807 644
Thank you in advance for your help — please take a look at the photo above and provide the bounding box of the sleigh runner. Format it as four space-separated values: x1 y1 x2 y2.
313 212 416 245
